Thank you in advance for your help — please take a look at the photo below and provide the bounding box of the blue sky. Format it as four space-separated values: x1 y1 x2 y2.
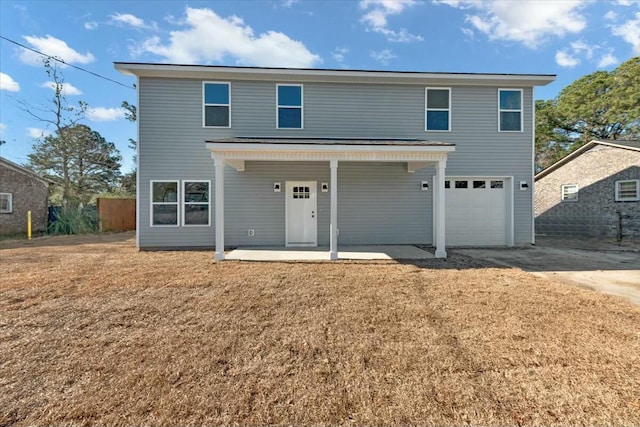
1 0 639 173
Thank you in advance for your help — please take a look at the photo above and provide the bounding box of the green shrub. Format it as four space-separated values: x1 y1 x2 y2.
48 205 98 235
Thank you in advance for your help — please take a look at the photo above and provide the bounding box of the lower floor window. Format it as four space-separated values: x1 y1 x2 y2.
0 193 12 213
183 181 210 226
151 181 179 226
151 180 211 226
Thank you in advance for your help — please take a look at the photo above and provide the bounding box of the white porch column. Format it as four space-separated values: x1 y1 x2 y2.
435 159 447 258
214 158 225 261
330 159 338 260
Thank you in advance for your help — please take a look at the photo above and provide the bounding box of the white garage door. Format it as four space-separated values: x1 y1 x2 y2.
445 178 508 246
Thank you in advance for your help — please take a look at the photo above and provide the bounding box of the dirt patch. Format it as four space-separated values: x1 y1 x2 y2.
1 233 640 426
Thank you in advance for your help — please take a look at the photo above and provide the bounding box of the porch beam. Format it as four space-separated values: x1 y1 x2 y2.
225 159 245 171
214 158 225 261
407 161 431 173
330 159 338 260
435 160 447 258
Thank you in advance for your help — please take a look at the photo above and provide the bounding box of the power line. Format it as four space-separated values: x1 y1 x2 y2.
0 35 135 90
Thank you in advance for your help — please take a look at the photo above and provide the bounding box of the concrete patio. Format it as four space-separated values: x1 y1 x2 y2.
226 245 434 261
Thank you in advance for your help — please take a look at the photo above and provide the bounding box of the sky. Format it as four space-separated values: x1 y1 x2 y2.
0 0 639 173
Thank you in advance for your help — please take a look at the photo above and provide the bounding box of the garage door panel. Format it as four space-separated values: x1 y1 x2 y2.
445 178 507 246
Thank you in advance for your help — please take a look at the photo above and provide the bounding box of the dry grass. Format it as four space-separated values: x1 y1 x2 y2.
1 232 639 426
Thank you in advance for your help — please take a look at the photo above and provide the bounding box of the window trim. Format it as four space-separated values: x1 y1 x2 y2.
202 81 231 128
615 179 640 202
150 180 180 227
425 87 451 132
498 88 523 133
0 193 12 213
182 180 211 227
561 184 579 202
276 83 304 130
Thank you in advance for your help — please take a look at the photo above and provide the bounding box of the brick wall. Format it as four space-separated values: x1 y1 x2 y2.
0 163 50 236
535 145 640 238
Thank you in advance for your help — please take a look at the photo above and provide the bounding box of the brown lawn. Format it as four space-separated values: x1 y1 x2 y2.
1 232 639 426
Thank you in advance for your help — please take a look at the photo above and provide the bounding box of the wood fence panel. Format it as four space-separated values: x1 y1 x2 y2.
98 198 136 231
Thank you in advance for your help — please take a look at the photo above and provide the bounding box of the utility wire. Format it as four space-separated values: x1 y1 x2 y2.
0 35 135 90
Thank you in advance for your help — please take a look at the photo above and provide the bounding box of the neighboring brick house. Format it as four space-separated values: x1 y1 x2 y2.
0 157 51 236
535 140 640 239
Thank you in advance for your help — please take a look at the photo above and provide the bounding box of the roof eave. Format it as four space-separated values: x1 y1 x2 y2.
535 139 640 180
114 62 556 86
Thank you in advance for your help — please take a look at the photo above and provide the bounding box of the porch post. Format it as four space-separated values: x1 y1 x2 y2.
435 159 447 258
214 158 225 261
330 159 338 260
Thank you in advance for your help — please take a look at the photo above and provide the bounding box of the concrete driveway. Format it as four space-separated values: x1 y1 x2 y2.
457 236 640 305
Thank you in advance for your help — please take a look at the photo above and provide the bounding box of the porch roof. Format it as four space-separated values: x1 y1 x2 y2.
205 137 455 163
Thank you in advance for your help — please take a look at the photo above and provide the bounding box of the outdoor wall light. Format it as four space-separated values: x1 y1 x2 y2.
274 182 281 192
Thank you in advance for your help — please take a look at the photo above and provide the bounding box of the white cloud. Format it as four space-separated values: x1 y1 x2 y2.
280 0 298 7
436 0 588 48
556 40 620 68
598 53 619 68
359 0 423 42
604 11 618 21
611 12 640 53
84 21 98 30
370 48 396 65
27 127 53 139
555 50 579 67
132 7 320 67
19 35 95 66
0 72 20 92
110 12 157 30
40 81 82 96
86 107 127 122
331 47 349 63
0 123 6 134
570 40 595 59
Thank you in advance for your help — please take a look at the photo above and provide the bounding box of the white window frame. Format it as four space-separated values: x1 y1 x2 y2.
561 184 579 202
498 88 523 132
150 180 180 227
615 179 640 202
182 180 211 227
202 81 231 128
276 83 304 130
0 193 12 213
425 87 451 132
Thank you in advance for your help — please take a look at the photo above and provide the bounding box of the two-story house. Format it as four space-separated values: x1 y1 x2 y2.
115 63 555 260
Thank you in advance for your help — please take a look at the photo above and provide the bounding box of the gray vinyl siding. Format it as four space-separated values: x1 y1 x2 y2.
138 77 533 248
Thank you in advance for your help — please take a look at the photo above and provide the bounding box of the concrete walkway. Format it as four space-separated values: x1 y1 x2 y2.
226 245 434 261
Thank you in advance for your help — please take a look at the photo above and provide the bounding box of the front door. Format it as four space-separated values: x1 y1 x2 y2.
286 181 317 246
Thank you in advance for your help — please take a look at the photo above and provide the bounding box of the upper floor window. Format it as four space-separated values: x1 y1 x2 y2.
561 184 578 202
499 89 522 132
425 88 451 131
277 84 303 129
0 193 12 213
615 180 639 202
203 82 230 128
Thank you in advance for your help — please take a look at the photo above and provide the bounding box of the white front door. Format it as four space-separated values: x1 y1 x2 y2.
286 181 317 246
